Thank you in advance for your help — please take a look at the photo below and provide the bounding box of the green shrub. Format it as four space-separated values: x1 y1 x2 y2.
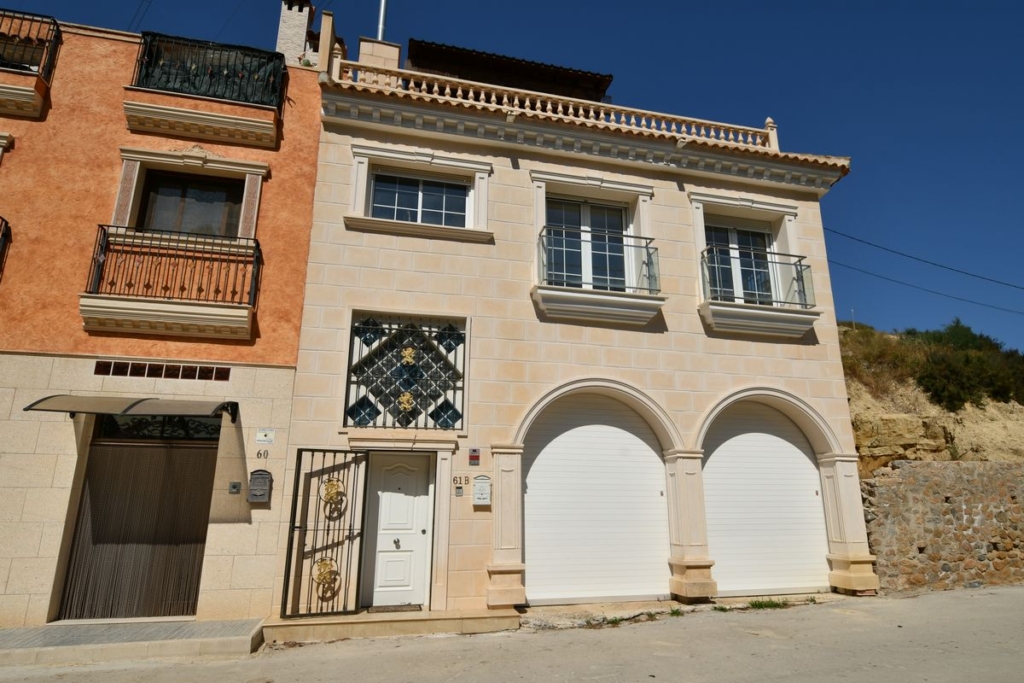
841 318 1023 411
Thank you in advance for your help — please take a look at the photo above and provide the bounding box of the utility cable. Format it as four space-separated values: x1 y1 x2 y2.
830 259 1024 316
825 226 1024 292
213 0 247 41
126 0 153 33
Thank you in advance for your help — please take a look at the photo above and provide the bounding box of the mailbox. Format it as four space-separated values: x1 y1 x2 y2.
248 469 273 504
472 475 491 506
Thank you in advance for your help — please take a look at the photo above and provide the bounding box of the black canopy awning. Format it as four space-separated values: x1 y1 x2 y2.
24 395 238 422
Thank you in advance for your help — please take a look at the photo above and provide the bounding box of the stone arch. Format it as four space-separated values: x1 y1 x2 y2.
513 378 683 454
693 386 843 457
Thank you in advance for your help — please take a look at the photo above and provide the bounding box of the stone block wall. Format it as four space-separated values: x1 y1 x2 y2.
862 461 1024 592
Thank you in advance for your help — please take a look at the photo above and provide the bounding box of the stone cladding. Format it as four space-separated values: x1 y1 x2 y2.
862 461 1024 592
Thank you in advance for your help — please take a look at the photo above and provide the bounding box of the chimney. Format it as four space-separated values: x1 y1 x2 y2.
277 0 316 67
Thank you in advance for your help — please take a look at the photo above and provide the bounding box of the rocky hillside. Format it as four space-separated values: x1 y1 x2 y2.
839 321 1024 480
847 378 1024 479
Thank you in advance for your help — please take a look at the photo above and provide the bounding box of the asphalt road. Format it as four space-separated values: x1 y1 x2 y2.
2 587 1022 683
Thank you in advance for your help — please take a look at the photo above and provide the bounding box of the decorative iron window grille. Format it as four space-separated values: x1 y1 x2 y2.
0 9 61 83
344 315 466 430
133 32 285 109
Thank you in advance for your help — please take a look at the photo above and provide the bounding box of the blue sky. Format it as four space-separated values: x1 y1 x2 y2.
10 0 1023 349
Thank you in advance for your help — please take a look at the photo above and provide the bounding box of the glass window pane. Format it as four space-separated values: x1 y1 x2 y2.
422 210 444 225
140 171 241 237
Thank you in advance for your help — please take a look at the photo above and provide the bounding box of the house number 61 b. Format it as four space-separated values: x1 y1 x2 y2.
452 475 470 486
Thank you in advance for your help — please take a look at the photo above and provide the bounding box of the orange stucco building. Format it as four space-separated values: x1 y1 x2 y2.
0 3 323 629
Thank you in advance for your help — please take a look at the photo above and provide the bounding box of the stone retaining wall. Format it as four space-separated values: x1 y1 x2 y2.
862 461 1024 592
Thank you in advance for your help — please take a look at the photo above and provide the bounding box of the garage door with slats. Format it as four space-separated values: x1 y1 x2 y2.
523 394 670 604
702 402 831 596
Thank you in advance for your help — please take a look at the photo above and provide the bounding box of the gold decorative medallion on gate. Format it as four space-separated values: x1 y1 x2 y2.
397 391 415 412
312 556 339 589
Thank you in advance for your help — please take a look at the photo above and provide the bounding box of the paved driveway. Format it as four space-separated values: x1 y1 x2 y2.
1 587 1021 683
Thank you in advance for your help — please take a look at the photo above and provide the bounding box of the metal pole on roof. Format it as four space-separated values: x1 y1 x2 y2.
377 0 388 40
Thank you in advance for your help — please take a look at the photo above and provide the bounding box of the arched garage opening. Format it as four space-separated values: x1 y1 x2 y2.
701 401 831 595
522 393 670 604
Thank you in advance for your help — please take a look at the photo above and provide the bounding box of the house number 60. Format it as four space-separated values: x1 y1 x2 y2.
256 450 269 459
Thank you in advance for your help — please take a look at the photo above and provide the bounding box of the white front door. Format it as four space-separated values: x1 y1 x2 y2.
361 453 433 607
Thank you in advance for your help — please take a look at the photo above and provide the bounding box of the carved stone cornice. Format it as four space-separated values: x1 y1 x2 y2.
322 92 846 194
124 100 278 148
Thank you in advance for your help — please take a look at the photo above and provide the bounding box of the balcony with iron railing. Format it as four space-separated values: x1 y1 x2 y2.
123 33 286 148
698 246 820 338
78 225 262 339
532 226 666 326
0 9 61 117
0 215 9 280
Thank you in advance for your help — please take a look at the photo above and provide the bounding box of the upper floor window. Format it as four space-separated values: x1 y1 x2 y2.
545 198 627 292
138 170 244 237
689 191 819 338
704 223 774 306
370 173 468 228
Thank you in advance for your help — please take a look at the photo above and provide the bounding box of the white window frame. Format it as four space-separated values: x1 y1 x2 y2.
345 145 493 243
529 170 665 326
369 169 470 228
689 191 820 338
544 194 631 292
703 217 778 306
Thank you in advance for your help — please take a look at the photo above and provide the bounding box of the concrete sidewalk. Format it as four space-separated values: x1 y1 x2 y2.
1 587 1021 682
0 619 262 667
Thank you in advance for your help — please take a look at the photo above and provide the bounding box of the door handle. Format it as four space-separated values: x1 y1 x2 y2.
393 538 400 549
421 529 426 535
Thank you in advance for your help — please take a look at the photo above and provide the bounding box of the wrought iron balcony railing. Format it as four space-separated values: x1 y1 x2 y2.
0 9 61 83
133 32 285 109
537 226 661 295
0 215 9 261
85 225 262 307
700 246 815 309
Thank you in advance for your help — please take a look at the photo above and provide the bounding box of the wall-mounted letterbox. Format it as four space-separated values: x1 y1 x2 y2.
473 475 491 507
248 469 273 504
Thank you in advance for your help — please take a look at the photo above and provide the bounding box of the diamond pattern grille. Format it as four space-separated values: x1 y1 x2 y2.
345 316 466 430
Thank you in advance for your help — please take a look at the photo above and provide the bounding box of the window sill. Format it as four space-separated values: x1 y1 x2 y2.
531 285 666 326
344 215 494 243
79 294 253 340
698 300 820 338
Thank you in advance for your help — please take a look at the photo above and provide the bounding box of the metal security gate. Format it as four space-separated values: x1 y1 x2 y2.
282 449 367 618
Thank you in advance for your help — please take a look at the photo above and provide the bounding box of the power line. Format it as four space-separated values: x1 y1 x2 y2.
825 226 1024 293
209 0 245 41
830 259 1024 316
126 0 153 33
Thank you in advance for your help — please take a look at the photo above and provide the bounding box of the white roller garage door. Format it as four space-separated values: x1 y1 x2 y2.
702 402 830 596
523 394 669 604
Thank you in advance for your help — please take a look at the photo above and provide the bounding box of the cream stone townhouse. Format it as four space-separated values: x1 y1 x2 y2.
270 9 879 636
0 0 877 645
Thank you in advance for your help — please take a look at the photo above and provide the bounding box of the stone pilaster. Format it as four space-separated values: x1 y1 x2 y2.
486 444 526 607
819 453 880 592
664 449 717 600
